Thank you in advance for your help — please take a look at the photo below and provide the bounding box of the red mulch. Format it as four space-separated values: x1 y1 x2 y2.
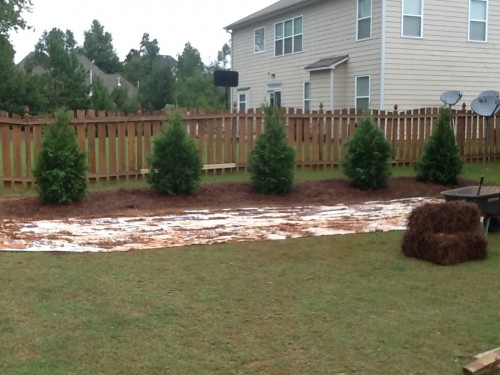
0 177 475 221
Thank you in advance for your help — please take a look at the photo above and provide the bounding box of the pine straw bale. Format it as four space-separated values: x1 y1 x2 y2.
402 231 487 265
406 200 481 234
402 200 487 265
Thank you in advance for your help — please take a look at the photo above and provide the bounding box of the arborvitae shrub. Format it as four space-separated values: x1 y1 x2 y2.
343 115 392 190
249 106 296 194
415 106 463 184
32 108 88 204
147 111 202 195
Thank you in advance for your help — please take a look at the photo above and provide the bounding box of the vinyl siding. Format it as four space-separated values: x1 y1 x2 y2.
384 0 500 111
230 0 383 111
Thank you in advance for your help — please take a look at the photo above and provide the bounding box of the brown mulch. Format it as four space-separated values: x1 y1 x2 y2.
0 177 475 221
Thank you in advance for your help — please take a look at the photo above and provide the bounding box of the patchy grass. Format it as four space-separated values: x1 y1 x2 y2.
1 232 499 374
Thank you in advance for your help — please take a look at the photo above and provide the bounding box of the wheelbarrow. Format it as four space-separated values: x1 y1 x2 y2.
441 178 500 235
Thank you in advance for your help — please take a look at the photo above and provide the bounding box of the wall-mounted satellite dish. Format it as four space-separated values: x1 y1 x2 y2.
479 90 499 99
471 95 500 117
471 95 500 166
440 90 462 106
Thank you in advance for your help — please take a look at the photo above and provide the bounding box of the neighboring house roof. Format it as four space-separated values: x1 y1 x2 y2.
304 55 349 72
17 52 137 97
158 54 178 68
76 55 137 96
225 0 323 30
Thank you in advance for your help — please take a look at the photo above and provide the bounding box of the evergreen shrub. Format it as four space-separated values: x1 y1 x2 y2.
248 106 296 194
415 106 463 184
343 115 392 190
147 111 202 195
32 108 88 204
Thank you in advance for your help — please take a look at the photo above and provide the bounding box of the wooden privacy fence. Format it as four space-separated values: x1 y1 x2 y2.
1 105 499 190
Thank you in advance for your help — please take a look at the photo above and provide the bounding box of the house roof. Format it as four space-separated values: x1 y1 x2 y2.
225 0 323 30
17 52 137 97
304 55 349 71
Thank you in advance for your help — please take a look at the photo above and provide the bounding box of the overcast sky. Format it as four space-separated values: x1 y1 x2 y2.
9 0 277 64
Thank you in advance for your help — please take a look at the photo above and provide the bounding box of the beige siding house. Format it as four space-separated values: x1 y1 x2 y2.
225 0 500 111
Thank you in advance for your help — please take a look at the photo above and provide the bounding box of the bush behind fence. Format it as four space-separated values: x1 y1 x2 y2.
0 106 498 190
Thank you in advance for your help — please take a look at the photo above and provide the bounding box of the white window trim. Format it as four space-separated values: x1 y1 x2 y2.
303 81 310 111
356 0 372 41
267 84 282 107
468 0 488 42
274 15 303 57
401 0 424 38
355 75 370 110
254 27 265 54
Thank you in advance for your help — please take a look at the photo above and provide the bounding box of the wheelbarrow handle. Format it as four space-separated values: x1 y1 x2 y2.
477 176 484 196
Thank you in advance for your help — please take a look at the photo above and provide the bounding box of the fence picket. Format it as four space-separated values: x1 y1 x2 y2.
0 107 498 188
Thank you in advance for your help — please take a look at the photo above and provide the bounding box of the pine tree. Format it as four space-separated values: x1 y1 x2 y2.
147 111 202 195
415 107 463 184
32 108 88 203
249 107 296 194
343 115 392 190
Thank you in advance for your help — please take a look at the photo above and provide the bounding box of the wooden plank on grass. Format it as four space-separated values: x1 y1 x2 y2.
463 348 500 375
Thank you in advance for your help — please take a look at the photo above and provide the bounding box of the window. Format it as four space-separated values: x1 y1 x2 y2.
275 16 303 56
402 0 423 37
267 85 282 107
238 91 249 112
356 76 370 110
469 0 487 41
303 82 310 111
254 27 265 53
357 0 372 40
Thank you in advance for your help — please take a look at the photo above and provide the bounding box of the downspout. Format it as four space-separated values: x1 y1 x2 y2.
330 69 334 111
226 28 234 110
380 0 387 110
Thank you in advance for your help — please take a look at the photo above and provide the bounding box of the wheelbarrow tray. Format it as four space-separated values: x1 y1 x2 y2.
441 186 500 216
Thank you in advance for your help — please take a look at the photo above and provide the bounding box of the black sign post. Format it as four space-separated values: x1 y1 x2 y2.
214 71 239 110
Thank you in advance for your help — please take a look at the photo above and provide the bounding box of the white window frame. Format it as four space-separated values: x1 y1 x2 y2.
402 0 424 38
274 16 303 57
303 81 310 111
469 0 488 42
237 90 249 112
254 27 265 53
355 76 370 110
267 84 282 107
357 0 372 40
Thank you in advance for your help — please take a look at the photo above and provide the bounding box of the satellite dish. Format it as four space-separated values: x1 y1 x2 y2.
479 90 499 98
471 95 500 117
440 90 462 106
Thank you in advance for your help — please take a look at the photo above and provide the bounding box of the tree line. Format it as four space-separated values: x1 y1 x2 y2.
1 2 230 115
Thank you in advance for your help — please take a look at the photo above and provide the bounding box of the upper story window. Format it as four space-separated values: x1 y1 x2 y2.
469 0 488 41
356 76 370 110
275 16 303 56
402 0 423 38
254 27 265 53
357 0 372 40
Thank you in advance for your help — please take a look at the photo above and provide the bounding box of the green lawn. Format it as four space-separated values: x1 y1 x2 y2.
2 163 500 374
1 232 499 374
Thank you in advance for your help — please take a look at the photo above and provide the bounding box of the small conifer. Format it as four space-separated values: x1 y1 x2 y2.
343 115 392 190
415 107 463 184
147 111 202 195
32 108 88 204
249 107 296 194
